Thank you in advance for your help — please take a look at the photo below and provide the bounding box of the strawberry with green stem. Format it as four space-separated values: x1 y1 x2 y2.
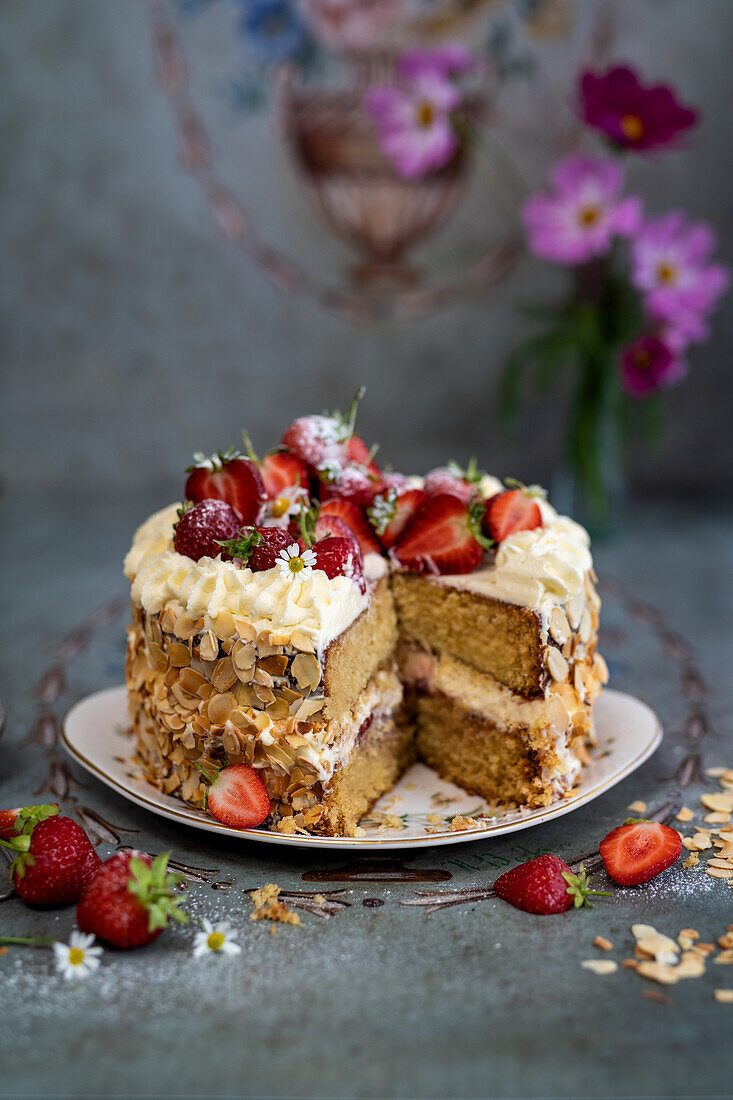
494 855 610 914
0 807 101 905
77 850 188 949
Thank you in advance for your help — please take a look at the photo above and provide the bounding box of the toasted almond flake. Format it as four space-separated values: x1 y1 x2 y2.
679 928 699 940
622 958 639 970
578 608 592 645
627 800 647 814
692 833 712 850
546 647 569 683
632 923 657 941
549 607 571 646
708 857 733 870
704 812 731 824
705 766 727 777
706 866 733 879
718 933 733 949
198 630 219 662
635 931 680 961
682 837 698 851
581 959 618 975
714 989 733 1003
714 950 733 964
676 807 695 822
695 943 716 955
675 952 706 979
636 961 680 986
593 936 613 952
677 933 696 950
701 793 733 813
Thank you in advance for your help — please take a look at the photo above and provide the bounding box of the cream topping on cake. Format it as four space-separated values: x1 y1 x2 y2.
124 504 368 652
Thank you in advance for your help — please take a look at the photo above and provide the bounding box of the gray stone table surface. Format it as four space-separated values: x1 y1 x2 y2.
1 489 732 1099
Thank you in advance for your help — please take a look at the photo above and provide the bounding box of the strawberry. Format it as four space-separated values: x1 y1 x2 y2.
483 489 543 543
200 765 271 830
185 450 266 524
217 526 291 571
424 460 483 503
392 494 489 575
319 499 382 557
314 536 366 593
0 803 59 841
599 819 683 886
314 513 359 548
2 814 101 905
345 433 382 480
281 388 365 473
494 855 609 914
320 461 383 509
259 449 310 503
173 500 240 561
369 488 427 550
77 850 188 949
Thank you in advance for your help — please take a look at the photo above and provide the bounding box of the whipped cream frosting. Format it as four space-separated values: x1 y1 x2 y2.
124 504 368 653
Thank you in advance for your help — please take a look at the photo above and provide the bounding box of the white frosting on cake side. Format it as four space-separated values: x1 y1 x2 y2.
124 504 368 654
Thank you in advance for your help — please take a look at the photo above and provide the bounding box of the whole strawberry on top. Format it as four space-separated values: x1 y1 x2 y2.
281 387 367 474
173 499 241 562
599 818 682 886
77 850 188 949
1 805 101 905
185 448 266 524
494 854 609 914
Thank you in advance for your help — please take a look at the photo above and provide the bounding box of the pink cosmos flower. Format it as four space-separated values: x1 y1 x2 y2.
398 44 476 80
630 212 729 334
579 65 698 152
522 156 641 265
365 71 460 180
620 335 686 397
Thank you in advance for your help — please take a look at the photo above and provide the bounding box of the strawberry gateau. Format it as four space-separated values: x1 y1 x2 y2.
123 392 607 836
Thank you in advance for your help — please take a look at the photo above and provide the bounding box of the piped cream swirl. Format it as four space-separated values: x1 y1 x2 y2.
124 504 368 651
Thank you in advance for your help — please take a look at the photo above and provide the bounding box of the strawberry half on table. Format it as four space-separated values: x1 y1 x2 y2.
77 850 188 949
494 855 609 915
599 819 683 886
185 449 266 525
392 494 491 575
1 806 101 905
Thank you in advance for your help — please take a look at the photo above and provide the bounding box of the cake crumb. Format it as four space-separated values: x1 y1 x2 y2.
353 826 366 838
449 814 478 832
581 959 617 975
683 853 699 869
627 800 647 813
426 813 444 825
593 935 613 952
250 883 301 926
404 782 416 791
714 989 733 1003
314 894 326 907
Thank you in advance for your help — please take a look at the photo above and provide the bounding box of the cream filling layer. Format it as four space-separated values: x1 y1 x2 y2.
400 646 584 792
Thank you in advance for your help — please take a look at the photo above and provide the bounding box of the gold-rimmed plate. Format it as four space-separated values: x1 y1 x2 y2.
62 687 661 850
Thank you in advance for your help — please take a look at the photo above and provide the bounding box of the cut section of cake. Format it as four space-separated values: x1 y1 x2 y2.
122 397 607 835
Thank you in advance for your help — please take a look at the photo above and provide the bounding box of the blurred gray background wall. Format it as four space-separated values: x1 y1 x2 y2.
1 0 732 509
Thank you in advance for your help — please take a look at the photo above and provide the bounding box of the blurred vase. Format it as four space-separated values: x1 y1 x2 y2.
280 54 481 287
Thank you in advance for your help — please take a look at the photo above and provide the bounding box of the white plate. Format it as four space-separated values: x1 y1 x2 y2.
62 687 661 850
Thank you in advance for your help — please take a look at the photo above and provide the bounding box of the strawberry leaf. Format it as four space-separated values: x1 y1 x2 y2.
561 863 611 909
217 528 264 565
128 852 188 934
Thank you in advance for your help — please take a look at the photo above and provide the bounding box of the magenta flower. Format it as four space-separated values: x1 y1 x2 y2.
522 156 641 265
398 44 476 80
620 335 686 397
365 71 460 180
631 212 729 336
579 65 698 151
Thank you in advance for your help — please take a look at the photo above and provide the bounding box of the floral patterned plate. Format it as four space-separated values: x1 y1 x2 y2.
62 687 661 850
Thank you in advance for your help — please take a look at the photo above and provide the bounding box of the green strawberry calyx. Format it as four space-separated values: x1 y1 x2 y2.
127 852 189 933
561 863 612 909
0 804 60 880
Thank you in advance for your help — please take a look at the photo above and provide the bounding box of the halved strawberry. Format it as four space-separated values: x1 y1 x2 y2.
185 451 266 524
203 765 271 830
494 855 609 914
483 489 543 543
314 513 359 548
599 819 682 886
314 536 366 593
392 494 487 575
260 450 310 502
369 488 427 549
319 499 382 556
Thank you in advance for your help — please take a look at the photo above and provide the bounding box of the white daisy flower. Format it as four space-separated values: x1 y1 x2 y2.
278 543 316 582
266 483 308 527
53 931 102 981
192 919 242 958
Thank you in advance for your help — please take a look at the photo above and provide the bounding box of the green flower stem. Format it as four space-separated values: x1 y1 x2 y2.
0 935 56 948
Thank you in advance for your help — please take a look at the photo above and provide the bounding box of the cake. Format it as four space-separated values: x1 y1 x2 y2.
123 395 607 835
